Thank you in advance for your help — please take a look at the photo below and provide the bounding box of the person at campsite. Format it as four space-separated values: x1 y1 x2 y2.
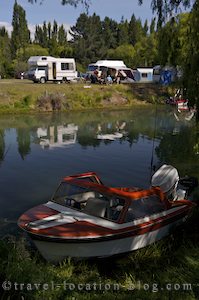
106 74 113 85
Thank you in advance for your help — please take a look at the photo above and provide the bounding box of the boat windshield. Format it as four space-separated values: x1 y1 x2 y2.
124 195 167 222
52 182 89 201
52 182 125 222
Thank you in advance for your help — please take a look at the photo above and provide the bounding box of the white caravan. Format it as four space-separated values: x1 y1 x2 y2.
88 60 127 73
87 60 135 82
27 56 78 83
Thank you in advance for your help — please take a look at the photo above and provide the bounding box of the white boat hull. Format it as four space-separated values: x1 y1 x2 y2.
32 217 185 262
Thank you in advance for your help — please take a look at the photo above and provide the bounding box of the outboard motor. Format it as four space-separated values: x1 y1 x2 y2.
151 164 182 200
151 165 198 201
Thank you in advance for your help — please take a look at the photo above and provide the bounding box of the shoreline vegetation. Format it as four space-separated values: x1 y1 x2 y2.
0 79 171 114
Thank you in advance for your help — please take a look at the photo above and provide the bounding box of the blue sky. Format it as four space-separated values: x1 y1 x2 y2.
0 0 154 37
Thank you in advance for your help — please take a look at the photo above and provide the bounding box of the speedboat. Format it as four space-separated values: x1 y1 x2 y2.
18 165 198 262
176 99 189 112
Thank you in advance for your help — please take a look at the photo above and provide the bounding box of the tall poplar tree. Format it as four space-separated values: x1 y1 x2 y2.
11 1 30 58
0 27 12 77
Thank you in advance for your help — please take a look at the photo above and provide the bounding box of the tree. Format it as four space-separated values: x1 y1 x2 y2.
136 35 158 67
128 14 145 46
143 20 149 35
70 13 106 66
101 17 118 49
150 18 156 34
107 44 136 68
16 44 49 61
11 1 30 58
182 0 199 112
0 27 12 77
28 0 89 7
48 20 59 56
117 17 129 45
35 22 48 48
27 0 193 16
139 0 192 27
34 21 69 56
58 24 68 46
157 17 180 66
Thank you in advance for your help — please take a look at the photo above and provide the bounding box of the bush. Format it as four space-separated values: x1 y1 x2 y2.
37 92 66 111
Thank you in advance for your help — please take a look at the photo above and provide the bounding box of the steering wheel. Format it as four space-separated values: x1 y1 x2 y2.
64 197 81 209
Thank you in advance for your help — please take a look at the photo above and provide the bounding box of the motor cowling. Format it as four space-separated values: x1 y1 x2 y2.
151 164 179 199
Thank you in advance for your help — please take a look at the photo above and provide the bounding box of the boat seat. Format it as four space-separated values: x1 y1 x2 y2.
71 191 96 202
83 197 108 218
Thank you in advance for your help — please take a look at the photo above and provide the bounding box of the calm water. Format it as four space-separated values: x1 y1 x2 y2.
0 106 198 235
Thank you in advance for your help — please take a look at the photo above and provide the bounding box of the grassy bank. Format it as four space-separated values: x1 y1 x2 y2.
0 207 199 300
0 79 170 114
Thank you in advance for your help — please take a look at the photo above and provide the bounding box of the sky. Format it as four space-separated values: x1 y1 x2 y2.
0 0 154 38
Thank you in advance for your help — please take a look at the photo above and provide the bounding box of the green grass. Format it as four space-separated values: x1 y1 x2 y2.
1 208 199 299
0 79 169 114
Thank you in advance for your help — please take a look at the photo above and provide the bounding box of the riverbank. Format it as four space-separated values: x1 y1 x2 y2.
0 79 170 113
1 206 199 299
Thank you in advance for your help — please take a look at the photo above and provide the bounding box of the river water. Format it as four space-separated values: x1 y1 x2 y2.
0 106 198 235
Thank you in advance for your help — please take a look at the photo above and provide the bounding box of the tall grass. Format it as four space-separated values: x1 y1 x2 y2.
0 80 168 114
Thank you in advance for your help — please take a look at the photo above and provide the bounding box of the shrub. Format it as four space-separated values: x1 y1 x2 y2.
37 92 66 111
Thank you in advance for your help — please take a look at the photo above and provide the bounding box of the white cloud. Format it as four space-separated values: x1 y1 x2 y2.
0 22 12 36
0 21 36 40
28 24 36 40
0 22 72 41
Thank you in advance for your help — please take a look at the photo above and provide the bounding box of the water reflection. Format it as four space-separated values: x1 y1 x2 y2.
17 128 31 160
96 121 127 141
0 107 198 235
37 124 78 149
0 129 5 164
0 108 197 162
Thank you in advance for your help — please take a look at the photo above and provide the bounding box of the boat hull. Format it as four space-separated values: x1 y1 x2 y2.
30 217 186 262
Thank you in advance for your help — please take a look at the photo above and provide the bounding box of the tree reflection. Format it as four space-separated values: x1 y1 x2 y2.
2 109 198 168
17 128 31 160
0 130 5 165
155 124 199 174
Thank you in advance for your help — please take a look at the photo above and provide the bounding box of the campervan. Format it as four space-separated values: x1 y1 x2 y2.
27 56 78 83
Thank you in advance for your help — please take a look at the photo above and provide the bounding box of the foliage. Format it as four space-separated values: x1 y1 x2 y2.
34 21 69 56
182 0 199 112
70 13 107 66
11 1 30 58
128 14 146 46
107 44 136 68
12 60 28 77
0 27 12 77
37 92 66 111
16 44 49 61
